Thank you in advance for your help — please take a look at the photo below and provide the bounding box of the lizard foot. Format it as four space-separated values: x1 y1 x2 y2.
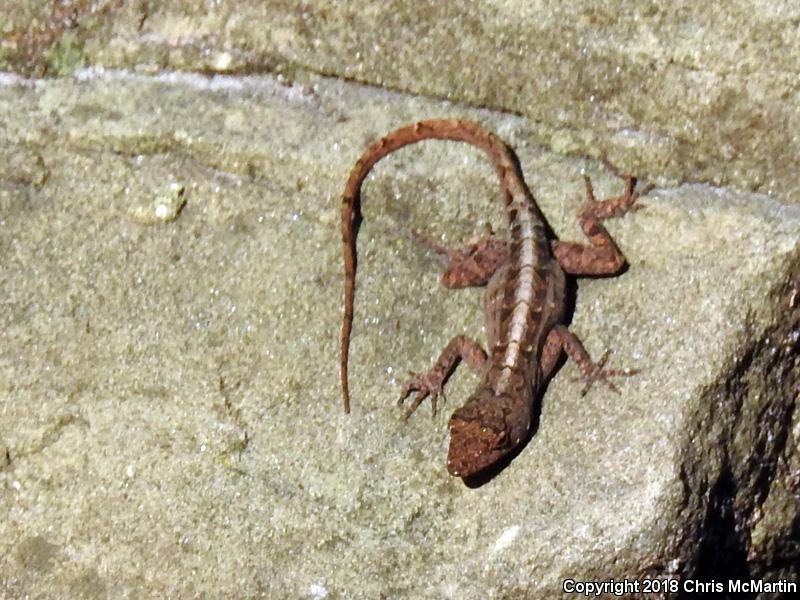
398 371 446 419
580 168 651 221
571 349 640 396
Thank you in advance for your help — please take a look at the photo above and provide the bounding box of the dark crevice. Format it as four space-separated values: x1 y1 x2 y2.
673 267 800 596
682 459 753 599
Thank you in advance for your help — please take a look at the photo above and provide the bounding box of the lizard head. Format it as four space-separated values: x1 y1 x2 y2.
446 390 530 478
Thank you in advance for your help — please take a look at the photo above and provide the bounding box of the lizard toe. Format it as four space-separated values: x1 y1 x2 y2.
398 371 445 419
571 350 639 396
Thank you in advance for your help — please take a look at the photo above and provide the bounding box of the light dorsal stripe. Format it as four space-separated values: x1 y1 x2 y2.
493 197 540 393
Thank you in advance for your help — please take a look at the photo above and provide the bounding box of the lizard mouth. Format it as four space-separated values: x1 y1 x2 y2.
446 418 510 478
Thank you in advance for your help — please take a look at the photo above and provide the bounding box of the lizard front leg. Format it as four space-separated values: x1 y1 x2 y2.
398 229 507 419
542 325 638 395
399 335 488 419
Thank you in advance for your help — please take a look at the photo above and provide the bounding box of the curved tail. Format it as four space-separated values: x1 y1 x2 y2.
340 119 526 413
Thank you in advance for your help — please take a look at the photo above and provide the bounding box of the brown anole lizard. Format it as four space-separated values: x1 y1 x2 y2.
340 119 644 478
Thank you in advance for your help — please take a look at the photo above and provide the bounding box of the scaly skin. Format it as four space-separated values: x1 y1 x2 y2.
340 119 644 479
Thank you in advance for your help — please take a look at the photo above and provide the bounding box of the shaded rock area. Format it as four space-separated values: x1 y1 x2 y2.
2 1 799 200
0 70 798 598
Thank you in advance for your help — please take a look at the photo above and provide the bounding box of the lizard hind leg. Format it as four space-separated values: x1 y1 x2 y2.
416 228 509 289
552 167 649 277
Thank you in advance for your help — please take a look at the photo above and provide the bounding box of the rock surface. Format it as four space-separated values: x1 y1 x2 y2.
1 70 798 598
2 1 799 200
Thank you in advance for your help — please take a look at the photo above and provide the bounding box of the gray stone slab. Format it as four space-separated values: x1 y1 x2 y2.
0 70 798 598
3 1 798 201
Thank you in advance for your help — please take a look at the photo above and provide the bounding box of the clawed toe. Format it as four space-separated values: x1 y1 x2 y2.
570 350 640 396
398 371 445 419
581 164 651 220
